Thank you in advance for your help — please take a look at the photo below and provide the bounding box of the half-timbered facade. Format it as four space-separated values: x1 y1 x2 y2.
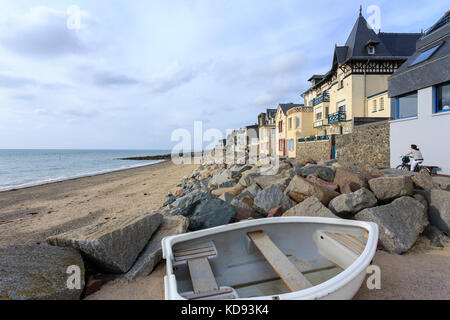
302 10 421 136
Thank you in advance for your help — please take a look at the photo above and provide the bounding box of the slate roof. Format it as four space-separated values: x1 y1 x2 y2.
304 12 421 93
389 11 450 97
266 109 277 117
278 103 303 115
307 75 325 81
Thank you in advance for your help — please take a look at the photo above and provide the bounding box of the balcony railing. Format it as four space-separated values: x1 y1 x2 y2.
313 118 329 128
317 135 330 141
312 92 330 106
328 111 346 124
298 135 329 143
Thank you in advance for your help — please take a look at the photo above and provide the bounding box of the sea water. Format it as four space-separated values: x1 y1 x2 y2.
0 149 170 191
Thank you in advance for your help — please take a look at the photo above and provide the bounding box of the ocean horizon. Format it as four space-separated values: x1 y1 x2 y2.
0 149 171 192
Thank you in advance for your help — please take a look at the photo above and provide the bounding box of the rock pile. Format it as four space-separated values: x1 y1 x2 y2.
163 158 449 255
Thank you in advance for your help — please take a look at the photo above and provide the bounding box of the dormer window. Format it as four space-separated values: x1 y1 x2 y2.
368 46 375 55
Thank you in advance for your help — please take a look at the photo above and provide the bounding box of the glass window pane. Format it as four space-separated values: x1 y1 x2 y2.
437 83 450 112
410 45 440 67
398 92 418 118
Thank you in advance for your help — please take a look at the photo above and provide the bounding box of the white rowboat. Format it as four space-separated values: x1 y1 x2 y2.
163 217 379 300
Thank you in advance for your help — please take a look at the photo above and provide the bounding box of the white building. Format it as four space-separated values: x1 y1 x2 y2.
389 11 450 175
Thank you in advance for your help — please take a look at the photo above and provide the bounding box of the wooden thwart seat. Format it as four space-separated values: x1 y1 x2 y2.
177 242 238 300
247 230 312 292
187 257 219 294
173 242 216 263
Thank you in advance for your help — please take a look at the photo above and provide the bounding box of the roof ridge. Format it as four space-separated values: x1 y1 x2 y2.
379 32 422 35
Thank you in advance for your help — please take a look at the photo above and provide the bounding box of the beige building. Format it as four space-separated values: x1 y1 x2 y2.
302 11 420 137
274 103 302 157
285 106 314 158
257 109 277 156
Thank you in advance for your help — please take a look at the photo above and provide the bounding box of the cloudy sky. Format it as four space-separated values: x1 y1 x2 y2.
0 1 446 150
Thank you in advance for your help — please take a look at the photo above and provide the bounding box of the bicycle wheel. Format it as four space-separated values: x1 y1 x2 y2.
420 167 432 175
396 165 409 171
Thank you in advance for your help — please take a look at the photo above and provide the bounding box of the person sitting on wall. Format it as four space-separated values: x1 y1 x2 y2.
405 144 424 172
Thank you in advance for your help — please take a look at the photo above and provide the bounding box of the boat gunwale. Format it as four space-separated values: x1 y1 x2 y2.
162 217 379 300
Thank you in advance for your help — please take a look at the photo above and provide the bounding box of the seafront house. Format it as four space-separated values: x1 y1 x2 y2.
301 9 421 137
257 109 277 156
285 106 314 158
275 103 303 157
389 11 450 175
245 124 260 154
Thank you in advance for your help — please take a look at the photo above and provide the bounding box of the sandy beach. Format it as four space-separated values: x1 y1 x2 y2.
0 161 196 248
1 160 449 300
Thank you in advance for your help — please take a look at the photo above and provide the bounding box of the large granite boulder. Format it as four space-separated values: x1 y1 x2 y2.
211 184 244 197
242 184 262 198
253 175 289 189
363 165 384 178
333 167 369 193
283 197 339 218
219 192 236 203
328 188 378 217
355 197 428 254
189 198 236 231
231 197 261 221
171 190 213 216
0 244 85 300
428 189 450 235
125 215 188 280
209 169 234 187
423 225 445 248
298 165 335 182
47 212 163 274
285 175 340 206
254 185 296 215
291 162 306 175
412 171 438 191
368 176 414 201
238 173 260 187
306 175 339 192
229 165 253 177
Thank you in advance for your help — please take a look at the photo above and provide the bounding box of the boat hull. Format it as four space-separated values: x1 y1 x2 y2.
163 217 378 300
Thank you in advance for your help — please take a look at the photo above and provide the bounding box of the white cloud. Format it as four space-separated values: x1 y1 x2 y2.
0 6 98 58
147 62 198 94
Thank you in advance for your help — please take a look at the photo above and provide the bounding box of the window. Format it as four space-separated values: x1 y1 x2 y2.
278 121 283 133
337 100 346 112
409 44 442 67
315 106 323 120
372 100 377 113
380 97 385 111
338 75 344 89
367 46 375 55
435 82 450 113
288 118 292 129
296 117 300 128
395 92 418 119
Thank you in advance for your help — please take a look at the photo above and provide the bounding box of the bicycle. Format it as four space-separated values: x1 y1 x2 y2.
396 156 432 174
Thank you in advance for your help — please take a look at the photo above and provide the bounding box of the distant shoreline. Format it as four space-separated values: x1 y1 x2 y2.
118 152 204 161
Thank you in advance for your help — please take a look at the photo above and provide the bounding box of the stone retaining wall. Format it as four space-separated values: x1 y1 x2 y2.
335 121 390 168
296 140 331 162
295 121 390 168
